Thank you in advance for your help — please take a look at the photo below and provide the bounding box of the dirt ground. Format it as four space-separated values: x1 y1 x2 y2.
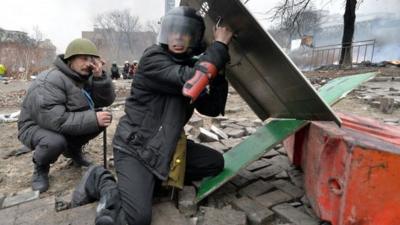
0 67 399 198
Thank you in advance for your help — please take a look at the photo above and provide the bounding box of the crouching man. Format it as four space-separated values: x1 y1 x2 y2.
18 38 115 193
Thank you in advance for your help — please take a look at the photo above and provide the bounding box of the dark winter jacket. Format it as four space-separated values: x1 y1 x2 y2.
18 55 116 148
112 42 230 180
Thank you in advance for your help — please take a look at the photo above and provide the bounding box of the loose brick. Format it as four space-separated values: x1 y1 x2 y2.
272 203 320 225
238 180 274 199
288 168 304 188
232 196 275 225
211 125 229 139
253 165 285 179
256 190 294 208
221 138 242 149
199 128 219 142
230 175 250 188
246 159 271 172
226 129 246 138
262 149 280 158
271 179 304 199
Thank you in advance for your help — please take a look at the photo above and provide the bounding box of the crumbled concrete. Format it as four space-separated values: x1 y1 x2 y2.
199 206 247 225
178 186 197 216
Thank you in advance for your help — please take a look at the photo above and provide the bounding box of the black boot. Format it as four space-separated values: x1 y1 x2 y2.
95 189 121 225
71 165 117 207
71 151 92 167
32 163 50 193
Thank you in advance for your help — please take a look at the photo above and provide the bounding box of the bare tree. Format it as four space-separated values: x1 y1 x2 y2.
94 9 141 57
339 0 357 66
252 0 364 66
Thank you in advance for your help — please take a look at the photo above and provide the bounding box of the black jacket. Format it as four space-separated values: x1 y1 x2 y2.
112 42 230 180
18 55 116 148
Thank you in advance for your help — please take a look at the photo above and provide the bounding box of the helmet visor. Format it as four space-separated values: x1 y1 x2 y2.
158 15 204 49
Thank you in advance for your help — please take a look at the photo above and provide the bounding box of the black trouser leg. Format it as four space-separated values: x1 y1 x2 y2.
185 140 224 183
31 128 68 165
113 148 155 225
64 131 102 157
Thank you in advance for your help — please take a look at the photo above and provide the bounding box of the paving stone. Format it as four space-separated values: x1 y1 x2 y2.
152 201 189 225
0 193 5 208
254 165 285 179
200 206 247 225
271 179 304 199
221 122 244 129
211 125 229 139
238 168 258 181
226 129 246 138
379 97 395 114
230 175 250 188
272 203 320 225
199 128 219 142
262 149 280 158
267 155 291 170
232 196 275 225
225 106 243 114
184 124 194 134
288 169 304 188
238 180 274 199
189 117 204 128
246 159 271 172
0 200 18 224
276 147 287 155
211 183 239 205
275 170 289 179
235 121 256 128
256 190 294 208
2 189 40 209
178 186 197 216
211 116 229 126
221 138 243 149
245 127 257 135
203 141 228 153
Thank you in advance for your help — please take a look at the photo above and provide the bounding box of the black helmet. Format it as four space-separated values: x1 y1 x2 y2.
158 6 205 52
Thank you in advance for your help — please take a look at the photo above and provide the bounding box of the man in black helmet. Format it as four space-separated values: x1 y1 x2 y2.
18 38 115 193
71 6 232 225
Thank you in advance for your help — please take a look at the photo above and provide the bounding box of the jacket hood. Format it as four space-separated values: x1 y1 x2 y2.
54 54 87 83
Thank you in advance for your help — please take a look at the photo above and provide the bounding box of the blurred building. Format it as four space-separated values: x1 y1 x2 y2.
0 28 56 77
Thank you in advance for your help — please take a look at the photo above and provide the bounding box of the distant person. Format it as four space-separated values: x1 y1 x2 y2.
0 64 6 77
122 61 130 79
110 62 120 80
128 60 138 78
18 38 116 193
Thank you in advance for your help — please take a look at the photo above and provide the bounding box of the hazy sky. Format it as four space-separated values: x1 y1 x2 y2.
1 0 398 53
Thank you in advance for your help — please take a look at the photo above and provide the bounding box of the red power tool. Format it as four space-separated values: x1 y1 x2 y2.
182 61 217 103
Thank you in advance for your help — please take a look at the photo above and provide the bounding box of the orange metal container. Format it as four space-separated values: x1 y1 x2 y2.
284 112 400 225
